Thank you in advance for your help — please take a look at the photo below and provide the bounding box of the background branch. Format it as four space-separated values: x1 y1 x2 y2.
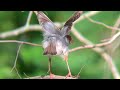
25 11 33 27
109 16 120 54
69 31 120 52
71 27 120 79
74 11 101 24
111 15 120 35
84 14 120 31
0 25 42 39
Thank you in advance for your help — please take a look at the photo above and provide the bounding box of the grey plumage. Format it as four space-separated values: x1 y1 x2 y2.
35 11 82 56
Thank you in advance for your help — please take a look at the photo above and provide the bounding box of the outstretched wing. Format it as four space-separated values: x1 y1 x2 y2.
34 11 60 35
61 11 83 35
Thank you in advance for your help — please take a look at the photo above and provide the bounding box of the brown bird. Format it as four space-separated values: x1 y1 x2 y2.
34 11 83 78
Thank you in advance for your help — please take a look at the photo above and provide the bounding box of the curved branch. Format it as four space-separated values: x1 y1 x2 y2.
0 25 42 39
71 27 120 79
84 14 120 31
69 31 120 52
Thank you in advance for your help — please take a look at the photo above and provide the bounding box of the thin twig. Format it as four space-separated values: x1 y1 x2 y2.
15 67 22 79
23 72 30 79
25 11 33 27
76 64 86 78
10 43 23 72
0 40 42 47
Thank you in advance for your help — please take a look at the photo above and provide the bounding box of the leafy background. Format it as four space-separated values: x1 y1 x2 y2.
0 11 120 79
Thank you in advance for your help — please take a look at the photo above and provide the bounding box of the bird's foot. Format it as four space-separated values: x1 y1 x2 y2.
65 72 72 78
50 73 55 79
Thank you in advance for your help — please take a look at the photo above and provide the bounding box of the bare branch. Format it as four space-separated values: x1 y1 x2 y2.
10 43 23 73
84 15 120 31
71 27 120 79
69 31 120 52
109 16 120 54
111 15 120 35
76 64 86 78
23 72 30 79
74 11 101 24
0 25 42 39
25 11 33 27
25 75 77 79
0 40 42 47
15 68 22 79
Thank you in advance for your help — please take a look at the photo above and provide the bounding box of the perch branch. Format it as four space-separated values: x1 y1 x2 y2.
70 27 120 79
25 75 77 79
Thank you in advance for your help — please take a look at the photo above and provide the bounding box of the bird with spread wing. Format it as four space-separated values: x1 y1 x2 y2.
34 11 83 79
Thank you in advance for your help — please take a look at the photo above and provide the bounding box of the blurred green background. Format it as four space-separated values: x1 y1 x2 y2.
0 11 120 79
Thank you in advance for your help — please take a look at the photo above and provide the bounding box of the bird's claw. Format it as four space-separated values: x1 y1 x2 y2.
65 72 72 78
50 73 55 79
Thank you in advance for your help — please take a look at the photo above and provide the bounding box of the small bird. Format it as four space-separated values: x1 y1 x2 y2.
34 11 83 78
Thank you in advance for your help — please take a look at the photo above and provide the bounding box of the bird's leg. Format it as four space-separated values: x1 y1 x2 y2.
48 56 55 79
64 55 72 77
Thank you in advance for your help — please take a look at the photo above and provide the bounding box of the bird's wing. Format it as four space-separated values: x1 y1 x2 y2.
61 11 83 35
34 11 60 35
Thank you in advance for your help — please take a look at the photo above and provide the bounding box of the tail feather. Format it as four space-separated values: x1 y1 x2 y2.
43 43 57 55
